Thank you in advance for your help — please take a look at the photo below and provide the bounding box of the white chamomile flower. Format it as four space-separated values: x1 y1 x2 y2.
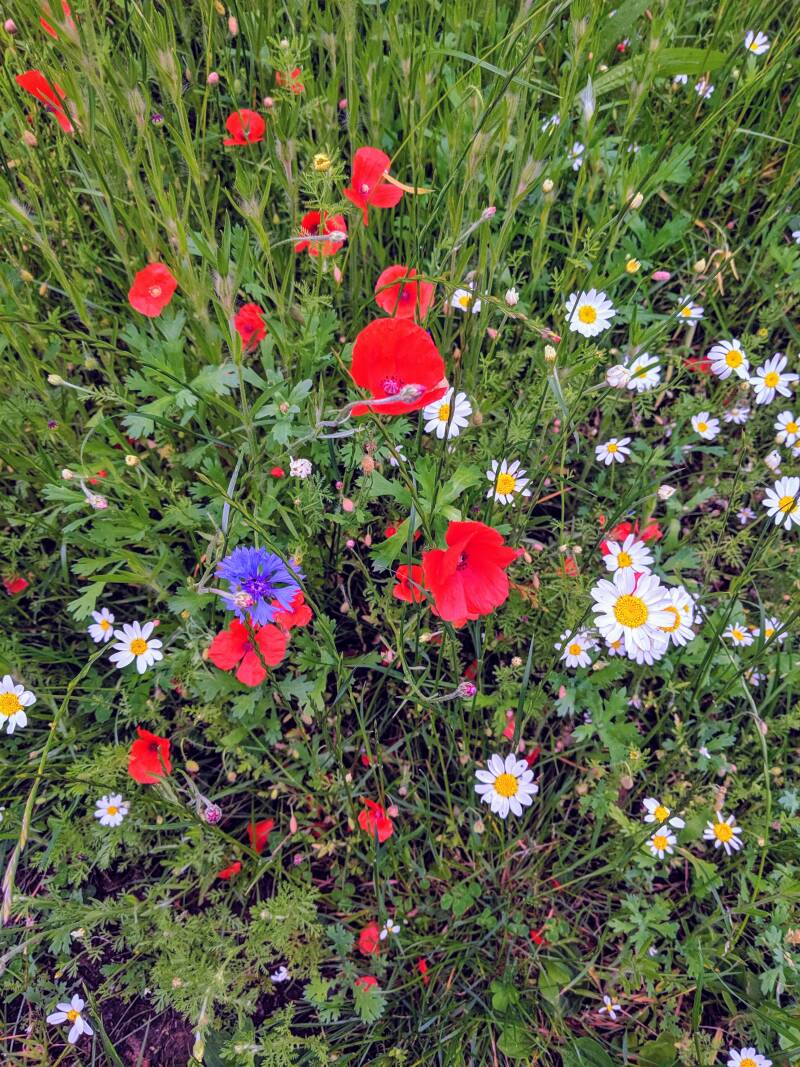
0 674 35 734
694 78 714 99
590 569 673 657
676 298 703 322
605 636 625 657
568 141 585 170
564 288 616 338
628 630 669 665
270 966 291 983
486 458 531 506
764 449 781 475
47 994 94 1045
691 411 720 440
626 352 661 392
595 437 631 465
724 622 753 647
604 534 653 575
643 797 685 830
759 615 785 643
599 994 621 1020
451 284 481 314
660 586 696 647
647 829 677 859
93 794 129 827
88 607 115 644
727 1048 771 1067
379 918 401 940
474 753 538 819
109 621 164 674
775 410 800 445
703 812 743 855
724 405 750 425
555 630 594 669
751 354 799 405
762 475 800 529
423 387 471 440
744 30 770 55
673 74 688 85
708 339 749 380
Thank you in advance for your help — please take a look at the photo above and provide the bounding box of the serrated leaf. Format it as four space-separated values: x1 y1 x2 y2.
353 982 386 1024
67 581 105 620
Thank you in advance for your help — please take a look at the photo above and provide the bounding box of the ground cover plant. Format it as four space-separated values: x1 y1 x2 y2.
1 0 800 1064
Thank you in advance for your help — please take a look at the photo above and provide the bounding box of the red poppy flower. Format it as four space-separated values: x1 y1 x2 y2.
223 109 265 146
374 266 435 321
128 727 172 784
128 263 178 317
350 318 447 417
525 746 541 767
272 591 312 632
40 0 74 39
422 521 517 625
275 67 304 93
3 576 29 595
15 70 74 133
355 976 378 990
392 564 426 604
247 818 275 854
416 958 429 984
685 354 712 374
294 211 347 257
357 799 394 843
358 922 381 956
606 518 663 546
270 467 285 478
530 927 547 946
217 861 242 880
208 619 288 687
343 147 403 225
233 303 267 351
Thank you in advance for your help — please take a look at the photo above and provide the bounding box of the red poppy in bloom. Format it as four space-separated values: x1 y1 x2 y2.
355 976 378 990
272 591 312 632
295 211 347 257
606 518 663 547
15 70 74 133
374 266 435 321
247 818 275 854
128 727 172 784
392 564 426 604
416 958 429 984
128 263 178 317
357 799 394 843
208 619 288 687
217 861 242 880
40 0 74 39
233 302 267 351
275 67 304 93
560 556 579 578
3 576 29 595
350 318 447 417
343 147 404 225
422 521 518 625
358 922 381 956
223 109 265 145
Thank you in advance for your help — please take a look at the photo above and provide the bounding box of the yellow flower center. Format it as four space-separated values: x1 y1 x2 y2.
578 305 597 324
0 692 22 717
567 642 582 656
786 421 798 434
764 626 775 638
653 805 670 822
725 349 743 368
613 594 648 628
696 421 708 433
740 1059 756 1067
778 495 798 515
495 473 517 495
458 293 472 308
732 629 745 641
749 41 760 51
652 833 668 851
130 638 148 655
99 619 111 630
661 606 681 633
713 821 733 842
66 1009 79 1022
437 403 451 423
494 772 519 798
764 371 780 388
106 805 119 816
680 306 693 317
606 442 618 453
625 259 640 273
616 550 632 568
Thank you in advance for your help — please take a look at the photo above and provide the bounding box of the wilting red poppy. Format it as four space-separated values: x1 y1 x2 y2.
343 147 403 225
233 302 267 351
392 564 426 603
275 67 304 93
295 211 347 257
223 109 265 145
272 591 312 632
358 922 381 956
128 263 177 317
128 727 172 784
355 976 378 990
350 318 447 417
247 818 275 854
422 521 518 625
3 576 29 595
208 619 288 687
357 799 394 843
15 70 74 133
217 861 242 880
374 266 435 321
416 958 429 984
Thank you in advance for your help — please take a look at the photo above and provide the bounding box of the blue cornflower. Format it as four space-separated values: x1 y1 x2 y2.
216 546 301 626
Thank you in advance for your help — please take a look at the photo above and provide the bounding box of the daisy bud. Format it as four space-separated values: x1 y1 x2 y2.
605 364 631 388
628 191 644 210
504 287 520 307
652 270 671 281
213 0 225 12
313 152 331 172
185 759 200 773
5 19 17 33
542 178 554 193
544 345 557 363
20 269 34 283
657 484 677 500
61 468 74 480
227 15 238 35
47 373 64 385
207 71 220 85
472 410 483 426
203 803 222 824
125 454 140 467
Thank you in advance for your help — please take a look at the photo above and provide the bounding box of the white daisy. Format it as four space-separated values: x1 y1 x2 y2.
627 630 669 665
676 299 703 322
423 387 472 440
379 918 401 940
555 629 594 669
659 586 696 647
564 288 616 338
0 674 35 734
599 994 621 1020
759 615 785 643
88 607 115 644
643 797 685 830
605 364 631 388
724 405 750 425
109 620 164 674
707 339 749 380
474 753 538 819
568 141 585 170
47 994 94 1045
744 31 770 55
647 829 677 859
626 352 661 392
590 569 673 656
595 437 631 465
724 622 754 647
727 1048 771 1067
762 475 800 529
751 354 799 405
603 534 653 575
774 411 800 445
486 458 531 506
604 636 625 657
694 79 714 99
703 812 743 856
451 285 481 315
691 411 720 440
93 794 129 827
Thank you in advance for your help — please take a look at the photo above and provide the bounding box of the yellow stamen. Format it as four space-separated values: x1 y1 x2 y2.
495 473 517 495
616 550 632 568
764 371 779 388
778 495 798 515
578 305 597 324
494 772 519 798
130 638 148 655
613 594 648 628
0 692 22 718
713 821 733 842
437 403 451 422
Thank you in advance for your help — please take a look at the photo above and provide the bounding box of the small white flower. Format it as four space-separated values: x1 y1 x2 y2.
541 113 560 133
703 812 743 856
727 1047 771 1067
378 918 401 940
604 534 652 575
676 298 703 321
423 387 472 440
724 622 753 647
504 287 519 307
605 364 631 388
0 674 35 734
694 78 714 99
270 965 291 983
691 411 720 440
745 668 764 687
793 229 800 245
451 284 481 314
568 141 585 170
660 586 696 647
595 437 631 465
724 405 751 425
762 475 800 529
486 458 531 506
0 806 5 825
47 994 94 1045
707 339 749 380
744 31 770 55
764 449 782 475
109 621 164 674
289 457 313 479
627 630 670 665
759 615 785 643
599 994 621 1020
647 829 677 859
673 74 688 85
751 354 799 405
657 484 676 500
775 410 800 445
555 630 595 669
643 797 685 830
88 607 115 644
474 753 538 819
94 794 129 827
564 288 616 338
626 352 661 392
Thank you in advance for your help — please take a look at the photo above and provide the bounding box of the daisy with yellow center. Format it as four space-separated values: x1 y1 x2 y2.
691 411 720 440
775 410 800 446
708 339 750 381
450 285 481 315
422 387 472 440
564 287 616 338
727 1046 772 1067
590 569 673 658
474 753 538 819
88 606 116 644
743 30 769 55
109 620 164 674
642 796 685 829
757 615 785 644
647 829 676 859
723 622 754 647
762 475 800 530
676 299 703 322
703 811 743 856
94 793 129 827
595 436 632 465
751 354 799 405
486 458 531 506
0 674 35 734
626 352 661 393
603 534 653 576
556 629 595 668
659 586 696 646
47 994 94 1044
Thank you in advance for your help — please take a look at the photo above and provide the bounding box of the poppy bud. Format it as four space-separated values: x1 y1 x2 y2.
5 18 17 33
342 498 354 512
652 270 671 281
339 98 348 109
263 95 275 108
360 456 375 474
227 15 238 35
544 344 557 362
61 468 74 479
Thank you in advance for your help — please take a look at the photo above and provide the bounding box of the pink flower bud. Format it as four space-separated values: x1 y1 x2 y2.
652 270 671 281
338 98 348 110
342 497 355 512
227 15 238 35
207 71 220 85
263 95 274 108
333 264 343 285
4 18 17 33
346 538 355 548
